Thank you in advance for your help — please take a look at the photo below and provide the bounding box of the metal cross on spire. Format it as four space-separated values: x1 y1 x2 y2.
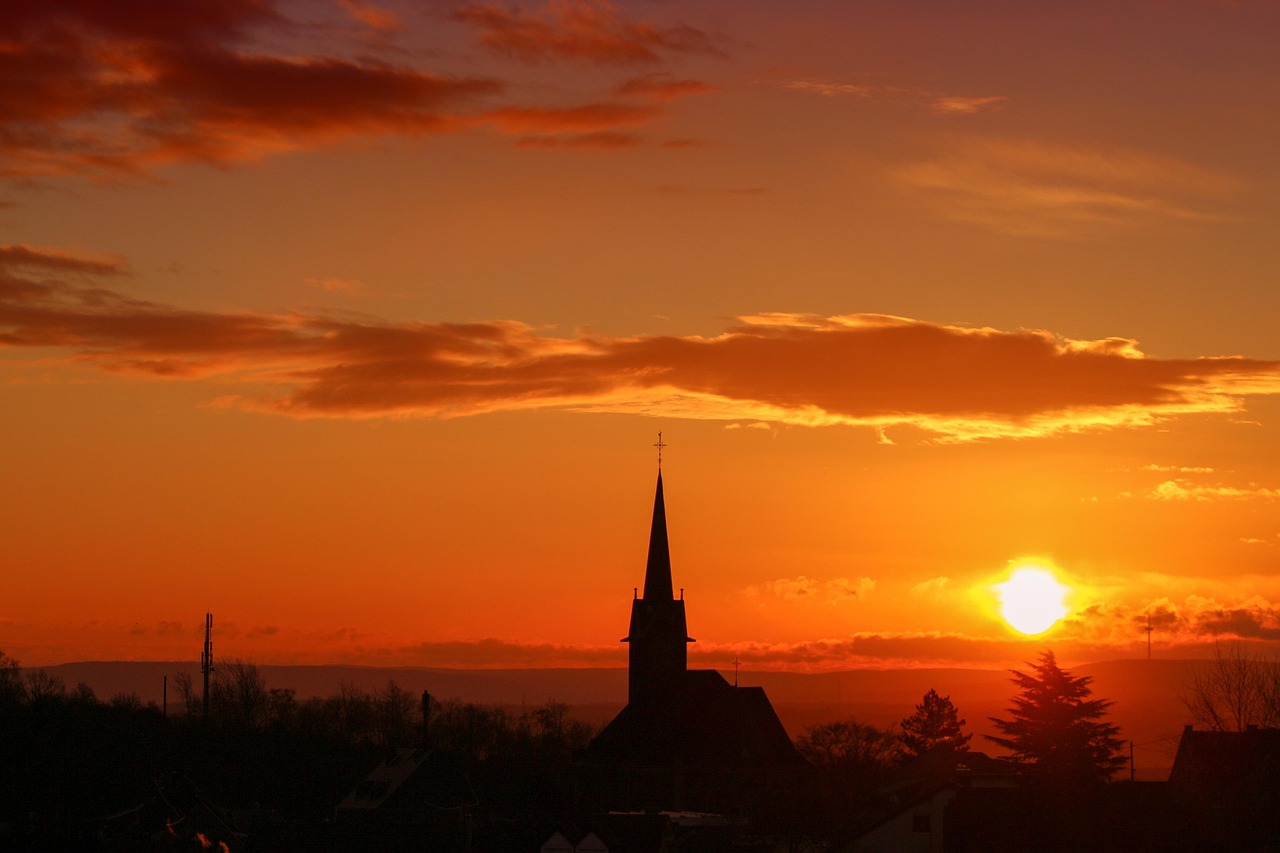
653 431 667 469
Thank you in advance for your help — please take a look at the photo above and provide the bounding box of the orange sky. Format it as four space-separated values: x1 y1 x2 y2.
3 0 1279 671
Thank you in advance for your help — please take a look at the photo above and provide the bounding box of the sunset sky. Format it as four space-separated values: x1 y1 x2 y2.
3 0 1280 671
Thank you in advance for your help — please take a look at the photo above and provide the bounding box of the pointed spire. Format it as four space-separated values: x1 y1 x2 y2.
642 472 674 600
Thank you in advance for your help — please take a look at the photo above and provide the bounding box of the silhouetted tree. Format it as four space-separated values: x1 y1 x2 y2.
1184 641 1280 731
268 686 298 727
0 650 23 707
23 668 66 704
529 700 593 751
70 682 97 706
210 658 269 728
172 670 201 718
333 679 376 741
987 650 1125 786
899 688 971 765
374 680 416 747
796 718 900 809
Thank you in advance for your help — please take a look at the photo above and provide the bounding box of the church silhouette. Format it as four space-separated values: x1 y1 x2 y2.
580 467 811 816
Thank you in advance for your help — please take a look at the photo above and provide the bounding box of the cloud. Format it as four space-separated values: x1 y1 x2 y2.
396 637 625 668
930 95 1008 115
692 633 1066 670
617 74 715 102
828 577 876 600
745 576 874 603
338 0 403 33
1128 595 1280 642
895 138 1239 238
0 1 725 178
748 576 818 600
514 132 644 149
785 80 881 99
5 257 1280 441
913 577 950 596
479 103 659 134
1147 480 1280 501
0 0 502 178
784 78 1006 116
305 277 366 295
0 244 127 276
451 0 723 65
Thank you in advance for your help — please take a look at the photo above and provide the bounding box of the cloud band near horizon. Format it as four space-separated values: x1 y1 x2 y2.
3 244 1280 442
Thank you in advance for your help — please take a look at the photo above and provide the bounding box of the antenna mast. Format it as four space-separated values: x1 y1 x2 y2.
201 612 214 719
1145 614 1154 661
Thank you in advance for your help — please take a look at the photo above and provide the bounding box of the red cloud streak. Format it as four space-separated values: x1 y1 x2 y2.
3 247 1280 441
0 0 500 177
450 0 723 65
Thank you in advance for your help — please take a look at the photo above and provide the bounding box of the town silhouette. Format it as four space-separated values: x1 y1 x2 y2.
2 460 1279 851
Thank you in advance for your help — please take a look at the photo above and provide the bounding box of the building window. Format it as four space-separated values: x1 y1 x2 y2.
912 813 931 833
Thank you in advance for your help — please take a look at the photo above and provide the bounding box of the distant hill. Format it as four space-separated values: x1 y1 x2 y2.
42 657 1201 780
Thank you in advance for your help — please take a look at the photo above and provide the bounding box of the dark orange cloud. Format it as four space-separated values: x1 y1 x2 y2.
1135 596 1280 642
4 253 1280 441
0 0 500 177
0 243 126 276
337 0 403 33
479 102 658 134
0 1 713 177
617 73 715 101
451 0 723 65
515 131 644 149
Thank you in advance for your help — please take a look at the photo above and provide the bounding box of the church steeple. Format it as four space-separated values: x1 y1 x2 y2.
642 473 673 601
624 446 693 708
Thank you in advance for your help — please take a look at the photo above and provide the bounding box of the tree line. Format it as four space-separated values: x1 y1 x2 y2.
0 649 593 849
796 652 1125 811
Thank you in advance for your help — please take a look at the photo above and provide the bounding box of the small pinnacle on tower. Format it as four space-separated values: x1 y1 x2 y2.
654 431 666 470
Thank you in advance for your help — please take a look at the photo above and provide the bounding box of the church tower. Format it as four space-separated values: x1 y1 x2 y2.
622 470 694 708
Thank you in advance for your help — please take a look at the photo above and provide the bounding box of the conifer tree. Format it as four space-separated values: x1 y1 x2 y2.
987 650 1125 785
899 688 971 763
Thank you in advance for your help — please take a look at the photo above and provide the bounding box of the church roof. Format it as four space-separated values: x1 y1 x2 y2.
587 669 805 769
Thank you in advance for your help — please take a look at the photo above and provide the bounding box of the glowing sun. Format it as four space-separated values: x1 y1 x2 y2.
995 567 1069 635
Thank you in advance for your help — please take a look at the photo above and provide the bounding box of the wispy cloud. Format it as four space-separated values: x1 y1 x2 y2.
746 576 875 603
895 137 1239 238
929 95 1008 115
617 74 716 102
451 0 724 65
305 277 366 295
913 577 950 596
338 0 403 33
478 102 659 134
784 78 1006 116
5 251 1280 441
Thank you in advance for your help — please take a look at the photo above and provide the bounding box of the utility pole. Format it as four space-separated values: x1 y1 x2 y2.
201 613 214 719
